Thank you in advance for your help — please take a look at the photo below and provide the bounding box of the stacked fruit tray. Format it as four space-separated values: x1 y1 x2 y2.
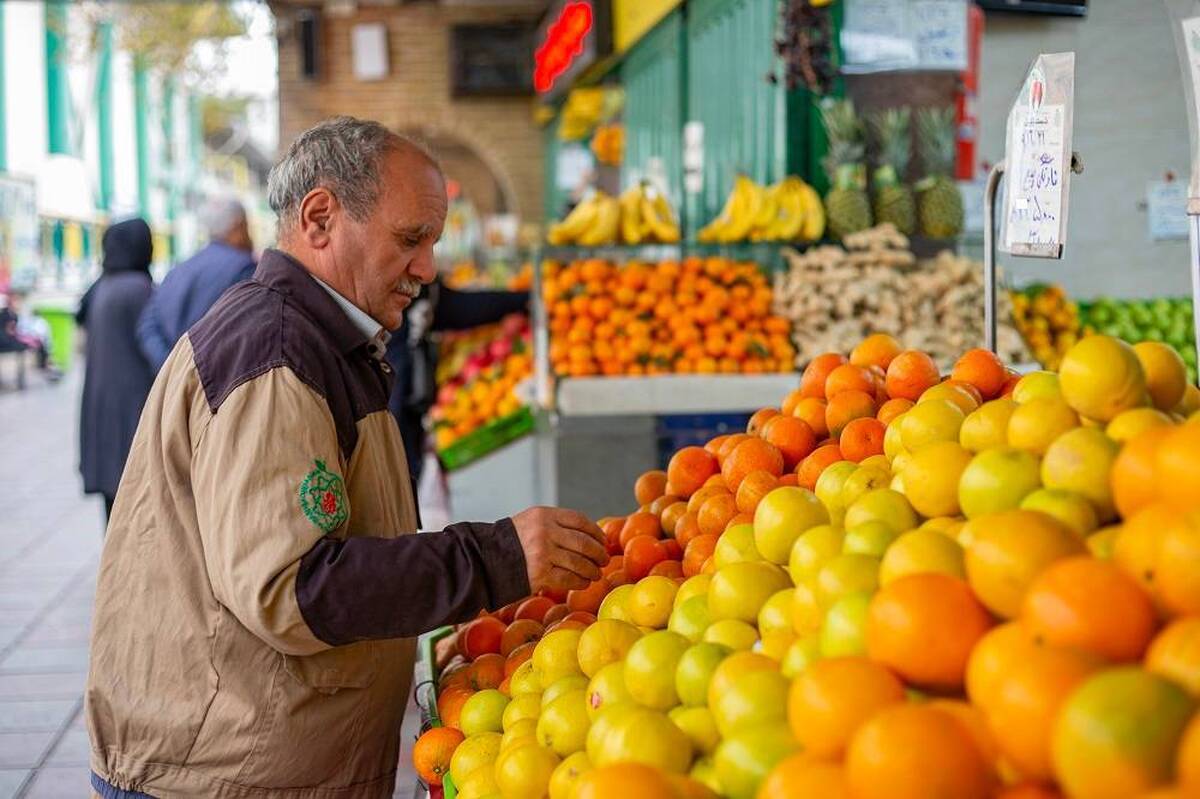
413 328 1200 798
543 257 794 378
432 314 533 470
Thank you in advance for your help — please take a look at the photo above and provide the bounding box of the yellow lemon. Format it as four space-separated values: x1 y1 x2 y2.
788 524 845 586
843 488 918 534
960 398 1018 452
879 528 966 584
1173 383 1200 416
1041 427 1121 522
1012 370 1061 403
958 446 1043 519
1059 335 1147 422
919 381 981 415
901 440 973 517
1019 487 1099 537
1134 341 1188 411
1105 407 1174 443
900 399 966 452
884 420 907 459
814 461 859 526
1087 524 1121 559
1007 396 1080 455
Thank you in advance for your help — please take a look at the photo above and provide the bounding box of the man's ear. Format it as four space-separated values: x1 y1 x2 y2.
297 188 336 248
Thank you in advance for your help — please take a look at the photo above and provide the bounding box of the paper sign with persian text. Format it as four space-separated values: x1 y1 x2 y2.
1002 52 1075 258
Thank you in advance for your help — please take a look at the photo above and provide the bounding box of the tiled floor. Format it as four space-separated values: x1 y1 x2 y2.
0 371 432 798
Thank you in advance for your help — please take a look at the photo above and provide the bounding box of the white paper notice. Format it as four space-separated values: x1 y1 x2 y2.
1181 16 1200 200
912 0 968 71
1004 104 1066 251
1148 180 1189 240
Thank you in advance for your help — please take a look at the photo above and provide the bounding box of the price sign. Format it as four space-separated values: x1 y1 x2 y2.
1002 52 1075 258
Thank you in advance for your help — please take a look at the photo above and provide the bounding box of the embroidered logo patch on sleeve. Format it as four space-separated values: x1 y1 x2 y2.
299 459 348 533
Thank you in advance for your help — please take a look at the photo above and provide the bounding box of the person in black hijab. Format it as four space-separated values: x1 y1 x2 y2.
77 217 155 522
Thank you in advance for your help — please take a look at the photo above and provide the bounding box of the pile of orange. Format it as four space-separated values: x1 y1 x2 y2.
543 257 794 377
414 331 1200 799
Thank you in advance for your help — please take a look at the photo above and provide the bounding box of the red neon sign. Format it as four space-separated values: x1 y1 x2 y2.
534 2 593 94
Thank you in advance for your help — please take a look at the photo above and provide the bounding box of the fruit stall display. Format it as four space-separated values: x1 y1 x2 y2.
773 224 1031 369
431 314 533 469
445 262 535 292
1011 284 1198 383
413 329 1200 798
543 257 794 378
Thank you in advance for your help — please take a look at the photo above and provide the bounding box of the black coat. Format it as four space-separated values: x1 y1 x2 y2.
77 218 155 497
386 280 529 478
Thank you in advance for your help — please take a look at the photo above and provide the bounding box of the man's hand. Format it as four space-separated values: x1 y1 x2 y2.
511 506 609 594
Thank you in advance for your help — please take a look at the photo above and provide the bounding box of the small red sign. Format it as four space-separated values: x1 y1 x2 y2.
534 2 594 94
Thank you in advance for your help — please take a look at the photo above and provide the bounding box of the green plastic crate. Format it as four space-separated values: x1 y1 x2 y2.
415 626 458 798
436 407 535 472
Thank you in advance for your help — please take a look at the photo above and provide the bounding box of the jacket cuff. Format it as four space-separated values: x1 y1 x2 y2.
478 517 531 608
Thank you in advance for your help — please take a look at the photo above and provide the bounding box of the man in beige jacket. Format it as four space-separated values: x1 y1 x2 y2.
86 116 608 798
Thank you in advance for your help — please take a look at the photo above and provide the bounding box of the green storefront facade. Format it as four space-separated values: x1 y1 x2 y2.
542 0 841 237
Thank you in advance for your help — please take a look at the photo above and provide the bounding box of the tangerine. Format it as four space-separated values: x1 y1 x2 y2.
412 726 464 786
866 573 992 689
635 470 669 507
885 350 941 402
748 407 780 435
801 353 848 399
952 348 1008 400
735 470 779 515
1112 427 1171 518
668 447 720 498
787 656 905 759
797 444 844 491
839 417 886 462
697 493 739 538
826 364 875 398
761 415 817 469
876 397 914 426
620 512 662 550
792 397 830 439
721 437 785 491
500 620 544 657
850 333 902 371
826 390 877 439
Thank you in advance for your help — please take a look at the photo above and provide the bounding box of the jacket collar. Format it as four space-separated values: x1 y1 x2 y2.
254 249 370 355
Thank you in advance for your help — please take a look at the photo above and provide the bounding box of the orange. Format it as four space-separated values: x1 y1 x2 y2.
845 704 991 799
866 573 992 689
667 447 719 499
697 492 739 538
460 615 506 658
964 509 1086 619
1022 557 1157 662
993 785 1064 799
620 512 662 550
1157 514 1200 616
787 656 905 759
885 350 941 402
735 470 779 515
660 501 689 538
682 534 718 578
1145 617 1200 696
826 364 876 398
1113 503 1173 602
504 642 536 678
572 763 679 799
801 353 848 399
500 620 544 656
1156 423 1200 511
826 390 877 439
687 484 729 515
748 407 780 435
412 726 464 786
717 433 753 465
601 517 626 555
705 434 730 458
761 415 817 469
437 685 473 729
468 653 506 690
925 699 999 778
567 580 610 617
793 397 830 439
624 536 668 581
839 417 886 463
757 753 850 798
983 644 1100 781
876 397 914 426
648 493 681 518
797 444 844 491
850 333 902 371
633 467 672 503
721 437 785 491
780 389 805 418
1112 426 1172 517
675 511 702 548
1053 667 1197 799
952 348 1008 400
1178 712 1200 788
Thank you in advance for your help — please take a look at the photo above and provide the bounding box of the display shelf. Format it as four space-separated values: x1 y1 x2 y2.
537 240 806 270
554 373 800 416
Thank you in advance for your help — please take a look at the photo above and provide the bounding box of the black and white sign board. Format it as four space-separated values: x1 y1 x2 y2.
1001 52 1076 259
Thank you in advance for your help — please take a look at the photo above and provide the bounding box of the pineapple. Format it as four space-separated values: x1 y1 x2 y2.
820 99 873 240
916 106 964 239
869 108 916 235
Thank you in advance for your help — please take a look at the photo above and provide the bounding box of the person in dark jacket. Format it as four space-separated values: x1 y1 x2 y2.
386 278 528 481
77 217 155 521
136 197 255 371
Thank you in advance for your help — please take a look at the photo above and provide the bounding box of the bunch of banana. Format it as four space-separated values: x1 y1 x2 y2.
546 191 620 246
697 175 825 244
617 182 681 245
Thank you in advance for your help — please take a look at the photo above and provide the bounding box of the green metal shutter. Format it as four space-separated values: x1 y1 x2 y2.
0 2 6 172
96 22 114 212
685 0 786 230
620 10 684 207
133 61 151 217
44 1 71 156
542 118 564 223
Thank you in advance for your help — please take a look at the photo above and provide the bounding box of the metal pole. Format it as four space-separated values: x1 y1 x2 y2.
531 244 552 410
983 160 1006 354
1189 201 1200 385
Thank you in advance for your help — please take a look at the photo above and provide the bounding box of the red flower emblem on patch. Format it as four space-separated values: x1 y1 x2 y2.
321 490 338 515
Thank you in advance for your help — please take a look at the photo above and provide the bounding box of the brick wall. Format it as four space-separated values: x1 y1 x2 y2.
272 3 545 220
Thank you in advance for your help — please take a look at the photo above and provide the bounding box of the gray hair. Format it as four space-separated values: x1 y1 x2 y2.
201 197 247 240
267 116 436 231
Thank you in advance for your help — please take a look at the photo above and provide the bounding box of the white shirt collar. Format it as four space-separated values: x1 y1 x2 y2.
310 275 391 359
